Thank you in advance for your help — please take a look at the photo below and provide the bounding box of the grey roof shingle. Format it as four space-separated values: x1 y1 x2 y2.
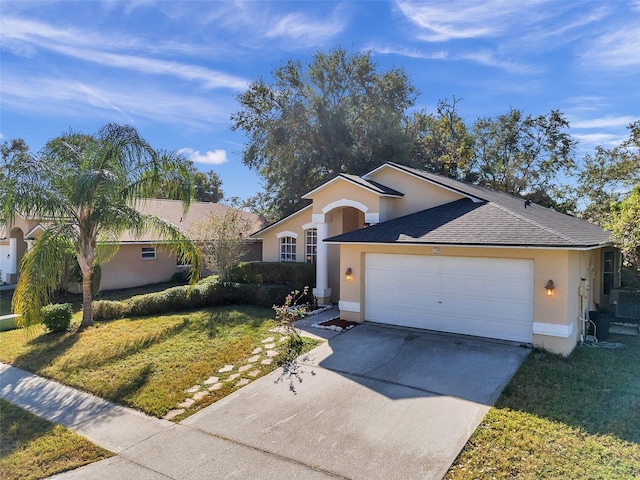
339 174 404 196
328 164 611 248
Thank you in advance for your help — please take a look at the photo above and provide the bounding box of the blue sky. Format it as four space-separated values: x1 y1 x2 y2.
1 1 639 201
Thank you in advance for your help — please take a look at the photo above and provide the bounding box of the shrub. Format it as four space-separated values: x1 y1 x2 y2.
93 300 127 322
230 262 315 287
91 279 306 321
41 303 73 333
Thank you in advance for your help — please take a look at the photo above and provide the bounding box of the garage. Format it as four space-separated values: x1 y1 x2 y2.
364 253 534 343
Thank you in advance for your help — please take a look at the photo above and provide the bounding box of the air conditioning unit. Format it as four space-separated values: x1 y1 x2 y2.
610 289 640 320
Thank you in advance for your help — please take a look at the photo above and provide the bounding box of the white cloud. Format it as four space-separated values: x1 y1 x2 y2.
179 148 228 165
266 12 346 43
396 0 533 42
0 17 247 90
574 133 627 148
572 116 638 129
581 25 640 69
0 73 232 128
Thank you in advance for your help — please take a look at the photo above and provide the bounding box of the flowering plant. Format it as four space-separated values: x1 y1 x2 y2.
273 286 309 345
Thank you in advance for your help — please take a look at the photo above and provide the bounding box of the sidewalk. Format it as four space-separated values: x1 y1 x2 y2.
0 306 351 479
0 363 172 453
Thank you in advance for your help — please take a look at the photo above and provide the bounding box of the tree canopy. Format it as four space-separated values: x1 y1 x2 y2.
231 47 418 218
156 160 224 203
3 124 202 327
471 108 576 198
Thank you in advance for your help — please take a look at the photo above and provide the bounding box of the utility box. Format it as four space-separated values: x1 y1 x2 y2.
610 289 640 320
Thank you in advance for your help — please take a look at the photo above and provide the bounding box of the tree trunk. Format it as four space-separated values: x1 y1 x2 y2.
81 270 93 327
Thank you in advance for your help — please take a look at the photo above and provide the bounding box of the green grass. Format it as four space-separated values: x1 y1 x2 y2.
445 335 640 479
0 399 111 480
0 305 311 418
0 290 13 316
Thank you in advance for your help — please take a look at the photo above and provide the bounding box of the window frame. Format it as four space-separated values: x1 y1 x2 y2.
305 227 317 264
141 246 157 260
279 236 297 262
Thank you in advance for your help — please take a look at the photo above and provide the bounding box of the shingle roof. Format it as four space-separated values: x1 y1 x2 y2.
339 174 404 196
119 199 265 242
328 164 611 249
1 200 264 244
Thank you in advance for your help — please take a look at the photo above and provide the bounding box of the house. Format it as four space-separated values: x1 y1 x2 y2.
252 162 619 356
0 199 264 291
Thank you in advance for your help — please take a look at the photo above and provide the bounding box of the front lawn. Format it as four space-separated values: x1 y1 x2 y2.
0 399 111 480
445 335 640 479
0 305 310 419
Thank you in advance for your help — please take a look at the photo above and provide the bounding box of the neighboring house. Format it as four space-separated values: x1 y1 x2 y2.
252 162 619 356
0 199 264 291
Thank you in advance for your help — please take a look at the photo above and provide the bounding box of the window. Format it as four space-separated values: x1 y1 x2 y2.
602 250 616 295
176 253 191 267
280 236 296 262
141 246 156 260
305 228 317 263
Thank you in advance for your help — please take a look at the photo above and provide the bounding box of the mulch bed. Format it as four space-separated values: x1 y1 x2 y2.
314 318 359 331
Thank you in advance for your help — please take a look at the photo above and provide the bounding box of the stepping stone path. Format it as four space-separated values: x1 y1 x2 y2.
162 334 287 420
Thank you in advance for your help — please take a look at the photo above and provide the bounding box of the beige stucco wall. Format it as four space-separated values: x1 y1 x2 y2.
308 178 400 223
100 244 184 291
337 243 607 356
260 208 313 263
367 166 465 218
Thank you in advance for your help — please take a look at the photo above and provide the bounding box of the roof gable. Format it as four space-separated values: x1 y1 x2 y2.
302 173 403 199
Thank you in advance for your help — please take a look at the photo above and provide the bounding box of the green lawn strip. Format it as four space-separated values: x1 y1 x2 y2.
0 291 13 316
0 399 112 480
0 305 310 418
445 335 640 479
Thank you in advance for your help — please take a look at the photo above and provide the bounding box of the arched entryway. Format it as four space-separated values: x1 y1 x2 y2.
312 200 372 304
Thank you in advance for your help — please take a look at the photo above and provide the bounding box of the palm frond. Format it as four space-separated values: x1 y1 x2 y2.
12 229 75 328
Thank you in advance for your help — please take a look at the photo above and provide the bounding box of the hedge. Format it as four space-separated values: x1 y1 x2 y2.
230 262 315 287
92 278 296 322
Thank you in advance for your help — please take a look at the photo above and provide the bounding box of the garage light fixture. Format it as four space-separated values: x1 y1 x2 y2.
545 279 555 296
345 267 353 281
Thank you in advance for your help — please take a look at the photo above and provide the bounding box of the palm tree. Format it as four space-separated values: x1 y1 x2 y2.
5 123 201 328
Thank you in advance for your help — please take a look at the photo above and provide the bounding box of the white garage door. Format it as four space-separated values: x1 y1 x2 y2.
364 254 533 343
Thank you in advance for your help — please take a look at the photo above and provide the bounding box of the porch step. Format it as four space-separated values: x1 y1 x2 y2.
609 322 639 336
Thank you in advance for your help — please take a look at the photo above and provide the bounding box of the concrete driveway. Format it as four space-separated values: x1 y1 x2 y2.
178 324 530 479
55 323 529 479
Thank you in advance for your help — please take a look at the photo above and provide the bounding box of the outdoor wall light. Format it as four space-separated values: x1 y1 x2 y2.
545 279 555 296
345 267 353 281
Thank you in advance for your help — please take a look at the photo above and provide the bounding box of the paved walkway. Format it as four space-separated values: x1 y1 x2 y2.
0 363 172 454
0 307 345 478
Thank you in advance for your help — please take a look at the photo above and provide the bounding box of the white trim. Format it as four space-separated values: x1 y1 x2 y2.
301 222 316 231
533 321 574 338
322 240 609 251
276 230 299 239
339 301 361 313
312 214 325 223
302 174 401 200
364 212 380 224
25 224 46 238
321 199 369 214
